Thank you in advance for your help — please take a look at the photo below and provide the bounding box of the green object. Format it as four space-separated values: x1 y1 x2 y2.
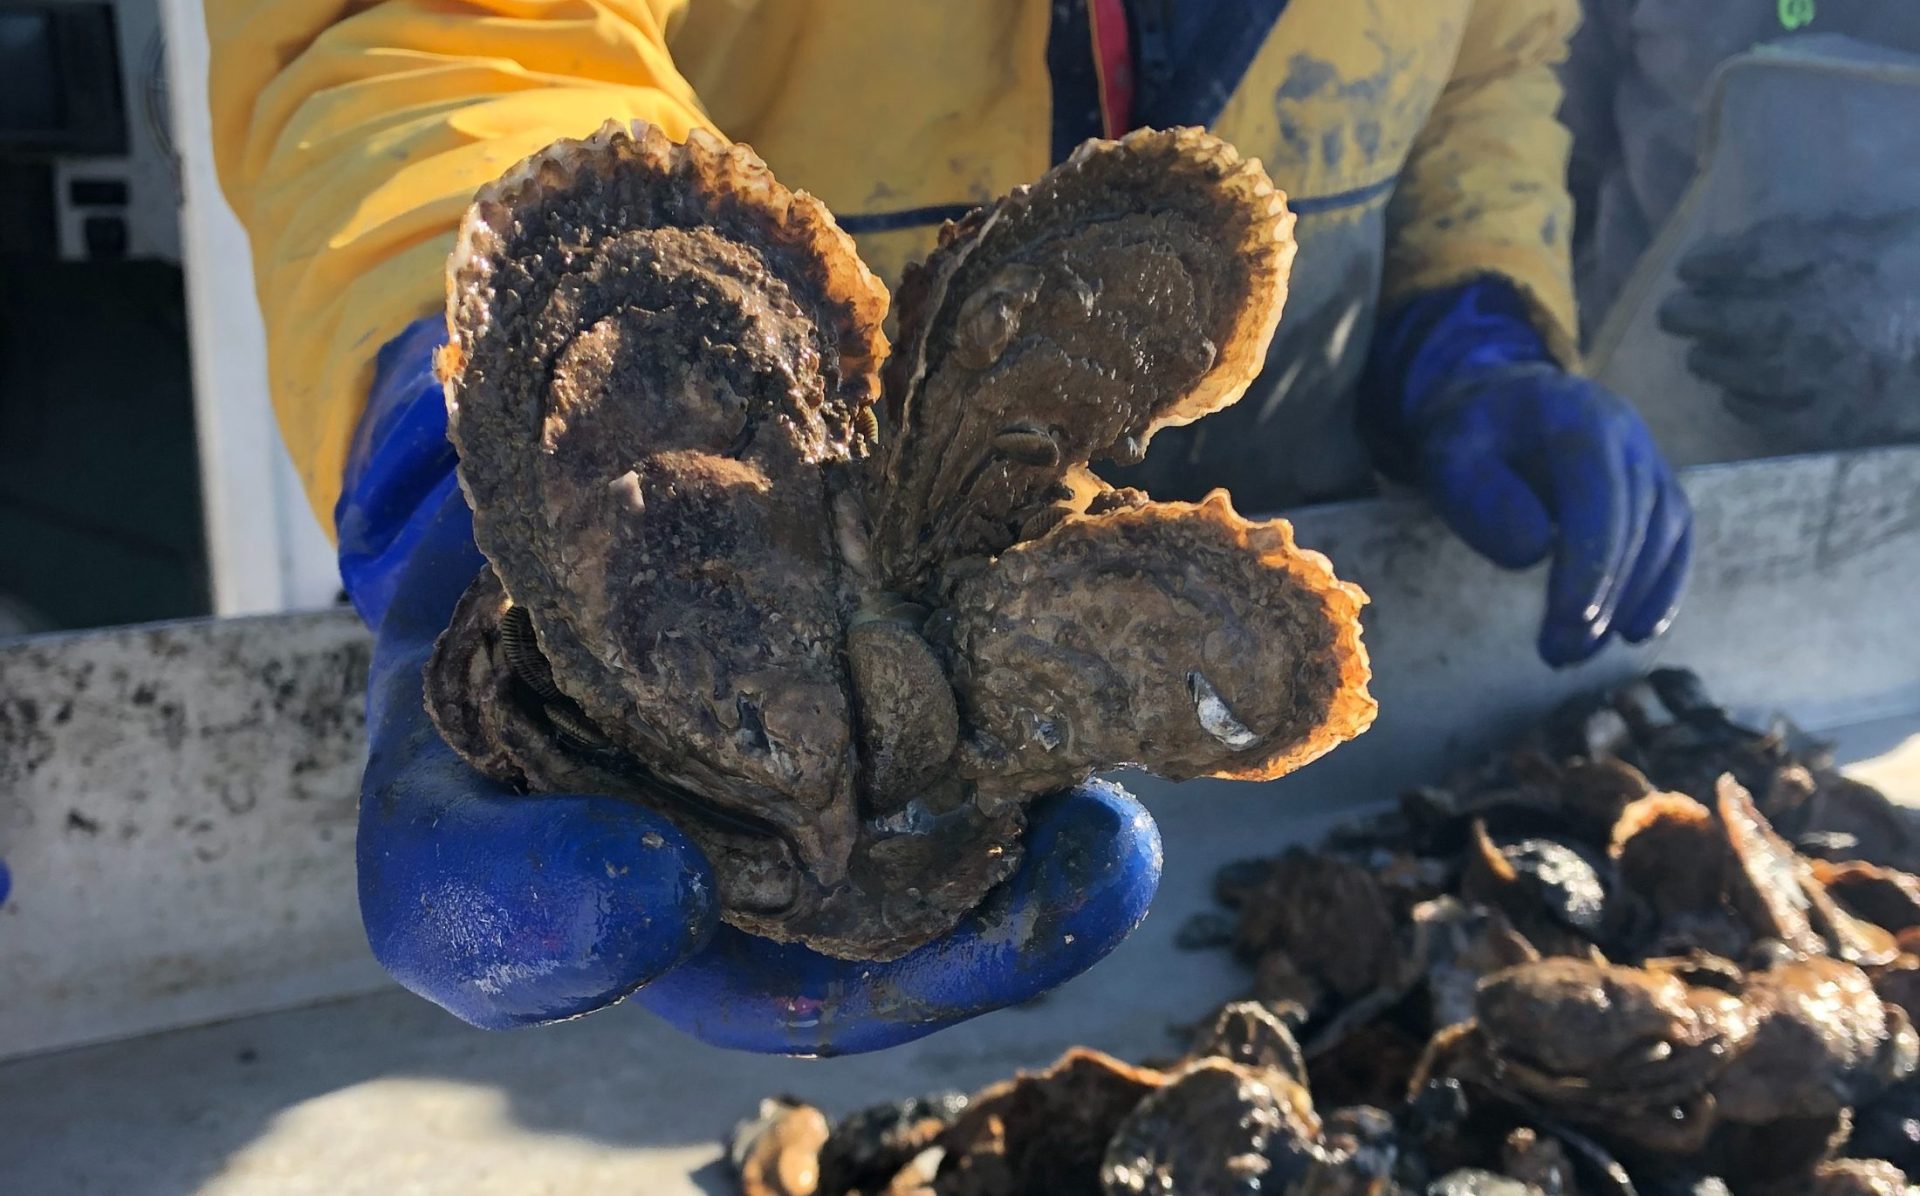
1779 0 1816 31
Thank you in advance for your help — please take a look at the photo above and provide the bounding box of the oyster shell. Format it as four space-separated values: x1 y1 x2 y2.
1190 1000 1311 1090
1804 1158 1919 1196
931 1048 1166 1195
1427 1171 1537 1195
1556 757 1656 842
1461 821 1611 957
1300 1104 1401 1195
1409 897 1540 1032
1816 860 1920 934
818 1092 970 1196
1468 956 1757 1147
717 670 1920 1195
1721 774 1831 958
1610 791 1725 918
1500 1127 1574 1196
1234 848 1398 1000
1099 1058 1323 1195
1848 1073 1920 1174
427 121 1375 960
867 129 1298 592
731 1096 832 1196
1714 957 1920 1125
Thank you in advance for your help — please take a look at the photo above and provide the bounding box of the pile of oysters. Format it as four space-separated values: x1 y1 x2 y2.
425 121 1373 961
731 670 1920 1195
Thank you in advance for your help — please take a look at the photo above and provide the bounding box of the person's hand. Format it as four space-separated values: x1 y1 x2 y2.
1409 363 1692 666
1657 210 1920 453
341 318 1162 1053
1363 281 1693 667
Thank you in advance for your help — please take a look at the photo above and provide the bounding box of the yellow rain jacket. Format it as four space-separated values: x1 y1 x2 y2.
209 0 1580 533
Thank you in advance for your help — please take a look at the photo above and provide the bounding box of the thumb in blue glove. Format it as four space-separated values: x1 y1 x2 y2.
340 316 1162 1049
355 474 718 1027
1362 281 1693 667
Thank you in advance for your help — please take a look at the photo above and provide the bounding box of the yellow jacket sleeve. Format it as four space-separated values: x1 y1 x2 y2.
1381 0 1583 365
208 0 716 534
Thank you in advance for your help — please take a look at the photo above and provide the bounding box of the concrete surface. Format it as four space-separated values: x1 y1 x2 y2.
0 613 380 1058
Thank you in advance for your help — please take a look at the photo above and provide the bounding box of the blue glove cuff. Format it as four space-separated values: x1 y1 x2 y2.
336 316 459 632
1358 277 1556 479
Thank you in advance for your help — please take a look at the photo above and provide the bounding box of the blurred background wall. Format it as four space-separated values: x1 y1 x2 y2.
0 0 339 636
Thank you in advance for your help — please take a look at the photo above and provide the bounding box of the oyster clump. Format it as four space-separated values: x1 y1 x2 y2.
425 121 1375 960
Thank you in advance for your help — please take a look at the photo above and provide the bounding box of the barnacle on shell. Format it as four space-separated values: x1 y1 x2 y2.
425 120 1374 961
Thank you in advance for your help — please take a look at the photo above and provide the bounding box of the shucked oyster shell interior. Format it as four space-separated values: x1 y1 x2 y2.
425 119 1376 961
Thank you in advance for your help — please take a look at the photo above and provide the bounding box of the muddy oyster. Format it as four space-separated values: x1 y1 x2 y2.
1451 956 1756 1154
1714 956 1920 1125
1805 1158 1920 1196
1100 1057 1323 1195
731 1096 832 1196
425 120 1374 960
817 1092 971 1195
934 1048 1167 1195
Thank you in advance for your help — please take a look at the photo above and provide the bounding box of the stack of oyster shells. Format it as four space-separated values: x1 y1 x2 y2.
733 670 1920 1196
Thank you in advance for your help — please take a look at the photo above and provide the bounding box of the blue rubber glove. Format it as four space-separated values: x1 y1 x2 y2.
1361 280 1693 667
339 316 1162 1053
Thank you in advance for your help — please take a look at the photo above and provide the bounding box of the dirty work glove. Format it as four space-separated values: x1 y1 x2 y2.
338 317 1161 1054
1658 210 1920 453
1361 280 1693 667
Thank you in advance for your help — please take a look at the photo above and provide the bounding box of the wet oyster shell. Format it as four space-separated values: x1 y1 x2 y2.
731 1096 832 1196
1721 774 1829 958
1610 791 1726 918
1816 860 1920 934
1233 848 1398 1001
1714 957 1920 1125
869 126 1296 594
948 491 1375 801
428 120 1374 960
1500 1127 1575 1196
819 1092 970 1196
1303 1104 1401 1195
1805 1158 1920 1196
1100 1058 1323 1196
931 1048 1165 1195
1427 1171 1537 1195
1461 822 1610 956
1190 1000 1311 1090
1473 957 1757 1116
1410 897 1540 1032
